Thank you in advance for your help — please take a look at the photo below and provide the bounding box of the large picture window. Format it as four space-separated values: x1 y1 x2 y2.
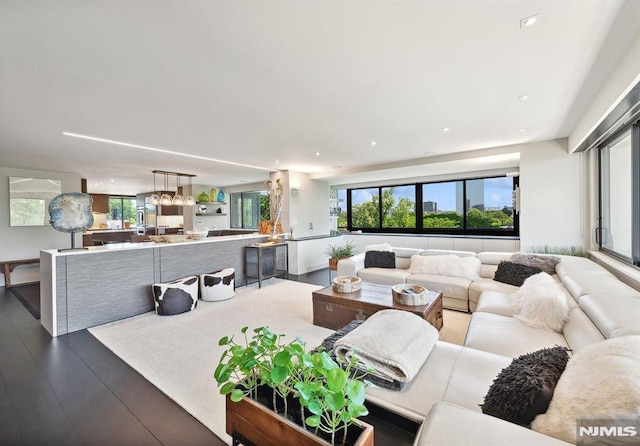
347 175 518 236
599 125 639 265
230 191 269 229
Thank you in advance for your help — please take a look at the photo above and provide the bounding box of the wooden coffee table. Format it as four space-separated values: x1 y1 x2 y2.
312 282 443 331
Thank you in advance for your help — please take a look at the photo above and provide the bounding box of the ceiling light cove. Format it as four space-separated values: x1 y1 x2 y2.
520 13 540 28
62 132 273 171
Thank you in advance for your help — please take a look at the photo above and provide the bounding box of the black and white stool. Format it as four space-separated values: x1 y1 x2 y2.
200 268 235 301
152 276 198 315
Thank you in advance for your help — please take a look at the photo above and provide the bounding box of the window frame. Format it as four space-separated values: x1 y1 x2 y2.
597 123 640 266
345 175 519 237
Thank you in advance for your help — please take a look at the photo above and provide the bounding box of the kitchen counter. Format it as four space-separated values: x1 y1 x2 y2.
41 232 270 337
85 229 136 234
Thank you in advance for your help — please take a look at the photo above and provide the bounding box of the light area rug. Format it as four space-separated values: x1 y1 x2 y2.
89 279 472 444
89 279 333 445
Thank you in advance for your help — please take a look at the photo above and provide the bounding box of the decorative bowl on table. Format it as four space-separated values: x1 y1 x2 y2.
392 284 428 306
148 235 166 243
164 234 189 243
332 276 362 293
186 229 209 240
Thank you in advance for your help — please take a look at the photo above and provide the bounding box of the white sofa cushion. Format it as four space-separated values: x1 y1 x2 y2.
357 267 411 286
420 249 477 258
365 243 393 252
473 290 517 317
418 403 573 446
366 341 511 417
407 273 471 302
469 279 518 311
408 255 481 280
561 307 605 352
464 312 568 358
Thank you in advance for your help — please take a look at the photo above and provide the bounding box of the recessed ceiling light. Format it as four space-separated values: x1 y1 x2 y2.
519 128 526 132
520 13 540 28
274 160 279 164
370 141 377 146
110 179 115 182
315 152 320 156
441 127 450 132
518 94 529 101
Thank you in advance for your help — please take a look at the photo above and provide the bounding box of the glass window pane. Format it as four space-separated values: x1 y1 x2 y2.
351 188 380 228
382 186 416 228
337 189 347 230
422 182 463 229
465 178 515 230
601 134 632 259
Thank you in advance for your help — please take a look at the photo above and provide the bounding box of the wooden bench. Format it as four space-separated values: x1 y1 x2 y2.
0 258 40 288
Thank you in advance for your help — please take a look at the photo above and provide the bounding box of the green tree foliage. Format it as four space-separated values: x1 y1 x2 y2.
260 194 270 221
352 191 513 230
423 211 462 228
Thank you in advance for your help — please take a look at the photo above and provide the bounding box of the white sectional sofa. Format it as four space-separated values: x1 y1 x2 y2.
358 250 640 445
337 248 518 312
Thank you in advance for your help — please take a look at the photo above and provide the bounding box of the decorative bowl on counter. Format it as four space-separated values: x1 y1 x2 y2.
332 276 362 293
148 235 166 243
164 234 189 243
392 284 428 306
186 229 208 240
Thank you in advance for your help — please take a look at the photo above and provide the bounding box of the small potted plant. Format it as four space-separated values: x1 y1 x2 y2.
325 240 356 270
214 326 373 446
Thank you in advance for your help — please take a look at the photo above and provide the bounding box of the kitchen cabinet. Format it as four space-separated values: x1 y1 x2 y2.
91 194 109 214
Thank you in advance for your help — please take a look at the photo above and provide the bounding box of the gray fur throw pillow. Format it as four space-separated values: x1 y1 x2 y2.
481 346 571 427
510 253 561 275
494 261 542 287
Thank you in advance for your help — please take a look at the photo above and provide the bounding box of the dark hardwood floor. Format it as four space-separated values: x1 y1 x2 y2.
0 269 329 446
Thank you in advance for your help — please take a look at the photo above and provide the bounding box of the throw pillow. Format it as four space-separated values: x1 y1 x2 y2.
407 254 481 280
152 276 198 315
493 261 543 287
482 346 571 426
364 250 396 268
510 253 561 275
531 336 640 444
365 243 393 252
511 273 570 332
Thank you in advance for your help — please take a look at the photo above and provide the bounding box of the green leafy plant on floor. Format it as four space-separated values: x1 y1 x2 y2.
528 245 588 257
214 326 368 446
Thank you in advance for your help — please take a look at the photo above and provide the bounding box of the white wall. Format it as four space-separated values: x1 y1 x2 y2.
519 139 584 251
0 166 82 285
288 171 330 238
569 30 640 152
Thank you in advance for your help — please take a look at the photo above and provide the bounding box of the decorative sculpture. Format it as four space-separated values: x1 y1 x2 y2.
48 192 94 250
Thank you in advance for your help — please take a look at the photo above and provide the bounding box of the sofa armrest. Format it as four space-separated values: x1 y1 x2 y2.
337 253 365 277
416 403 572 446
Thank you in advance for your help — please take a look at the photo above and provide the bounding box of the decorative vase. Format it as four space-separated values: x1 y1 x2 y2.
210 188 217 202
217 189 225 203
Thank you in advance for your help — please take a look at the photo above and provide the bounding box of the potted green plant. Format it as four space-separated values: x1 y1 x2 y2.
214 326 373 446
325 240 356 270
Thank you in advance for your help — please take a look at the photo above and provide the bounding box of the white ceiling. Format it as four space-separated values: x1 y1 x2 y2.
1 0 638 194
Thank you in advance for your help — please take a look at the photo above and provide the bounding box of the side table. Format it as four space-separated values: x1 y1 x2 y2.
244 243 288 288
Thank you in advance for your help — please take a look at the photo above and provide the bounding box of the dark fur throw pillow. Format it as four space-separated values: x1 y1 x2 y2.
481 346 571 426
364 250 396 268
494 261 542 287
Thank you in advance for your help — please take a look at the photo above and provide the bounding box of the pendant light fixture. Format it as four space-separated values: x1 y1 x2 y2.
159 172 172 206
184 176 196 206
150 171 160 205
151 170 196 206
172 174 184 206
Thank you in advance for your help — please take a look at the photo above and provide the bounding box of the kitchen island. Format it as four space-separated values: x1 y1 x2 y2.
40 233 270 337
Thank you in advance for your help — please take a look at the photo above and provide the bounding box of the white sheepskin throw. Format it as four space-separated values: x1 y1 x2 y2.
511 272 570 333
531 336 640 444
365 243 393 252
407 254 480 280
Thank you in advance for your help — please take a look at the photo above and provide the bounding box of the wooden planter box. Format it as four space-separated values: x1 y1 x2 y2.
226 390 374 446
